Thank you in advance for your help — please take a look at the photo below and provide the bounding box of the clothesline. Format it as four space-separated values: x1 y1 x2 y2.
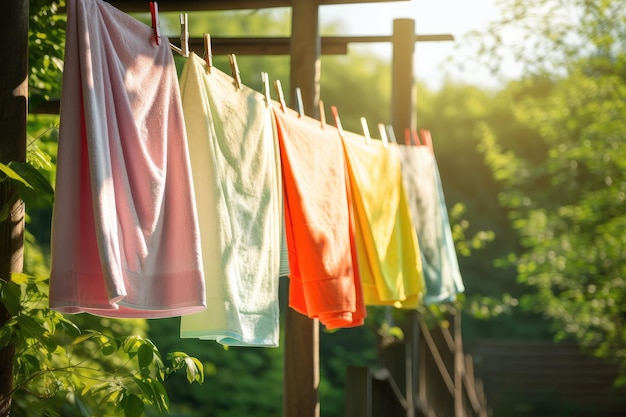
49 0 464 348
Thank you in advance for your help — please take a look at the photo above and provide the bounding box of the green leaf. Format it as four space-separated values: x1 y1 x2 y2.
74 394 92 417
0 162 33 188
11 272 47 285
1 281 21 315
102 342 117 356
72 331 98 345
7 161 54 209
122 393 144 417
184 356 204 384
17 314 47 339
137 343 153 370
151 380 170 413
123 335 141 354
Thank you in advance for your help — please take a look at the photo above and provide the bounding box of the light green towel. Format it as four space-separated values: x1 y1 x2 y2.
179 53 281 347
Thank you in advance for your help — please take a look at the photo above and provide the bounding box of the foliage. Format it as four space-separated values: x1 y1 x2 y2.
471 0 626 380
0 160 204 417
29 0 65 109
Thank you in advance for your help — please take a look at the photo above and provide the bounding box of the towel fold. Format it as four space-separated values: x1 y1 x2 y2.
179 54 281 347
340 133 425 308
49 0 205 317
273 107 365 329
398 144 464 304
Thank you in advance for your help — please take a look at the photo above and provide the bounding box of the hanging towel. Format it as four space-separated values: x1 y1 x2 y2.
341 133 425 308
398 144 464 304
273 107 365 329
49 0 205 318
178 54 281 347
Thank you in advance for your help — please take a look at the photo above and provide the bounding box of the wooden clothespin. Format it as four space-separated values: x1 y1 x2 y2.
319 100 326 129
261 72 271 108
149 1 161 46
274 80 287 113
360 117 372 143
378 123 389 148
203 33 213 73
167 13 189 57
295 88 304 117
330 106 344 137
179 13 189 57
229 54 242 90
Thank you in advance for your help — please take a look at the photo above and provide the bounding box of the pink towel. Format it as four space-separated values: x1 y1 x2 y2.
49 0 205 317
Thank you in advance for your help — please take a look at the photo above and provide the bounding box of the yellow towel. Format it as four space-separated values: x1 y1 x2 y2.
341 133 425 308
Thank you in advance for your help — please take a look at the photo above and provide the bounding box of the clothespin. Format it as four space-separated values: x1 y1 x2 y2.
378 123 389 148
203 33 213 73
404 128 412 146
261 72 271 108
179 13 189 57
149 1 160 46
360 117 372 143
229 54 242 90
411 130 423 147
420 129 434 154
319 100 326 128
386 125 398 144
295 88 304 117
330 106 344 137
274 80 287 113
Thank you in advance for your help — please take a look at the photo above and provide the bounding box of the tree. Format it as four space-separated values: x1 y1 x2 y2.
471 0 626 380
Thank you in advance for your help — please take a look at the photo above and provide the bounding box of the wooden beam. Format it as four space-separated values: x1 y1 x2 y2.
107 0 407 12
391 18 416 139
0 1 28 415
283 2 320 417
186 34 454 57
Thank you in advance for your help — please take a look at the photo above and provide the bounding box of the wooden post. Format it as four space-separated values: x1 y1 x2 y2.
391 18 416 138
289 0 321 119
454 313 464 417
405 310 419 417
0 0 28 415
284 1 321 417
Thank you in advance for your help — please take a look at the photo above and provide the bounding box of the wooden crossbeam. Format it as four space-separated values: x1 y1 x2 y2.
107 0 407 12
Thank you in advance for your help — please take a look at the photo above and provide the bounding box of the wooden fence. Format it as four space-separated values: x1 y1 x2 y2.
465 340 626 417
345 312 490 417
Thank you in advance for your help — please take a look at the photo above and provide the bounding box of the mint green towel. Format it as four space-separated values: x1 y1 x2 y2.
179 53 281 347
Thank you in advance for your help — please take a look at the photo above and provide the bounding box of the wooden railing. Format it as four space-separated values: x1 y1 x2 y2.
345 313 490 417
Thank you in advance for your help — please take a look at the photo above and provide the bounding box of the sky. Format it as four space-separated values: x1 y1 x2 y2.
318 0 504 89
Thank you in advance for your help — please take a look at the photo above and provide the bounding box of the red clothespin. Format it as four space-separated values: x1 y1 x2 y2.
404 128 412 146
330 106 344 137
419 129 434 154
411 130 423 147
149 1 161 46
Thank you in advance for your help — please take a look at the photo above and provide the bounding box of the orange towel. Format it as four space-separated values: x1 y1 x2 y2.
273 106 365 329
